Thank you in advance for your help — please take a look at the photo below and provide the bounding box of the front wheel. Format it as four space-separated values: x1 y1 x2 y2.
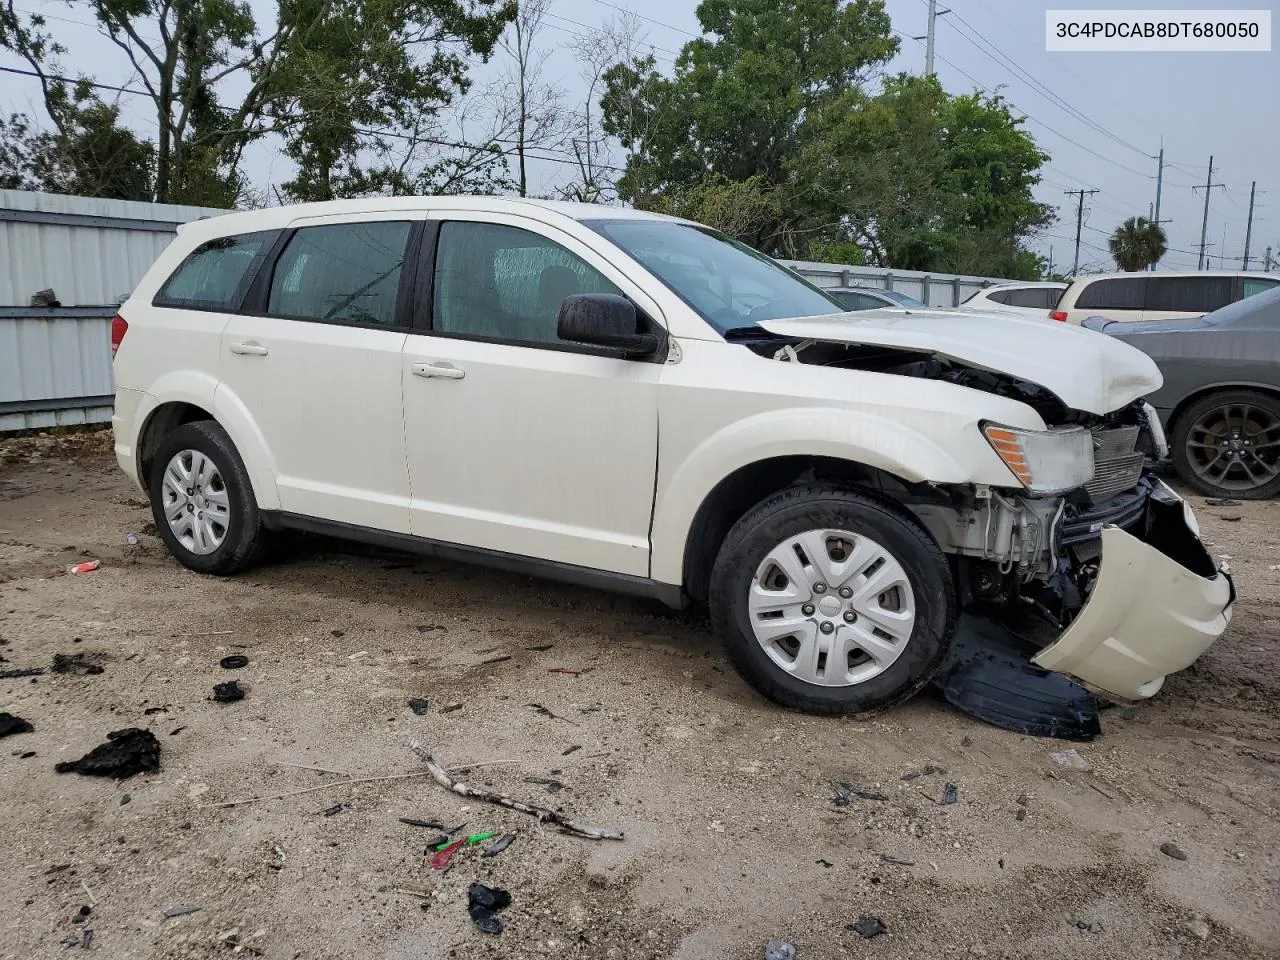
710 484 955 715
149 420 266 575
1171 390 1280 499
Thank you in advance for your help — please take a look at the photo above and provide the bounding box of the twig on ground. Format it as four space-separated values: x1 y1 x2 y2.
203 771 430 809
80 879 97 906
448 759 521 773
176 630 236 636
1086 780 1117 800
274 760 350 776
409 741 623 841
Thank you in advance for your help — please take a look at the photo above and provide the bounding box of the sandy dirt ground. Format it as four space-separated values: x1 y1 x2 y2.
1 430 1277 960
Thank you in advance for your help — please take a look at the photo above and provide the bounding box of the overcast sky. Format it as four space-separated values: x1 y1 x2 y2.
2 0 1275 273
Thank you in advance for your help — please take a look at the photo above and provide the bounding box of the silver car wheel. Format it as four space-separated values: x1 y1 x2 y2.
747 529 916 687
161 449 231 556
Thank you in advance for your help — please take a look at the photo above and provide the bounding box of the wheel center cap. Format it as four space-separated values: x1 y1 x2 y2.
819 596 842 616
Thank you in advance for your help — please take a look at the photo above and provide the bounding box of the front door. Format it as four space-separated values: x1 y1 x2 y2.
401 214 664 576
216 212 421 533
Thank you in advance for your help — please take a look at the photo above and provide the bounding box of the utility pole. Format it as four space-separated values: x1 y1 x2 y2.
1243 180 1257 270
1150 144 1165 270
1047 245 1055 277
1064 188 1099 276
1266 246 1274 272
914 0 950 76
1193 156 1224 270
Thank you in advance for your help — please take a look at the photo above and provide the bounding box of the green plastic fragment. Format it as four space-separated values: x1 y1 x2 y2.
465 831 495 845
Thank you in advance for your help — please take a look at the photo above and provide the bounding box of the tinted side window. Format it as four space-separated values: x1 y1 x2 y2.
1244 278 1280 299
833 292 884 310
1002 288 1055 308
986 290 1013 305
433 222 623 343
155 231 277 309
1146 276 1234 314
1074 277 1147 310
267 221 411 326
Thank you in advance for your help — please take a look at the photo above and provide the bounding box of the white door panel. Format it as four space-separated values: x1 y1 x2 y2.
219 316 410 530
403 337 659 574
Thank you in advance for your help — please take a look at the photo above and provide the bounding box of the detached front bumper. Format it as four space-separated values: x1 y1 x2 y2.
1032 482 1233 700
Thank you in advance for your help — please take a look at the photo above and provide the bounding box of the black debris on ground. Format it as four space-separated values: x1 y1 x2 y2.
1160 842 1188 861
467 883 512 935
561 744 581 756
407 698 429 716
880 854 915 866
900 770 921 781
832 781 888 806
399 818 445 830
938 782 958 805
848 916 888 939
162 907 202 919
0 667 46 679
1205 497 1241 507
55 728 160 779
438 704 462 714
219 655 249 670
482 834 516 858
211 681 245 703
923 763 946 775
523 776 565 794
51 653 105 676
0 712 34 738
320 804 344 817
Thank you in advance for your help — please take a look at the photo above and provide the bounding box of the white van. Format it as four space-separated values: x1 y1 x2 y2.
1052 270 1279 324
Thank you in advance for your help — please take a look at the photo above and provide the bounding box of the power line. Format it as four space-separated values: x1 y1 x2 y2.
582 0 699 39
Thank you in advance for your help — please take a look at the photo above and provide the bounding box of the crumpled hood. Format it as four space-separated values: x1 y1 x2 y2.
759 308 1163 416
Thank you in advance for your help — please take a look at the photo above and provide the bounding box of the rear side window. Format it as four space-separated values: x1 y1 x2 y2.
155 231 277 309
985 290 1013 305
1074 277 1147 310
1244 277 1280 299
833 291 885 311
1146 276 1234 313
267 221 412 326
1002 288 1061 309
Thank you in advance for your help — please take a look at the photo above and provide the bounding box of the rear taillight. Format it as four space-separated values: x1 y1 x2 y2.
1049 311 1068 322
110 315 128 358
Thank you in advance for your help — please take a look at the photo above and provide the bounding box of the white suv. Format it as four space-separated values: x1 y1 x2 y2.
111 197 1233 714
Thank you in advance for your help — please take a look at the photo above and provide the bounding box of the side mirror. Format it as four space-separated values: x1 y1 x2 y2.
557 294 662 356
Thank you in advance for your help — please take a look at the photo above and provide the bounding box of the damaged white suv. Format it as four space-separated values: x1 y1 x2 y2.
111 197 1234 715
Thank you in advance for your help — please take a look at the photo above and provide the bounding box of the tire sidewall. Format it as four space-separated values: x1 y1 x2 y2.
149 421 261 574
711 488 954 714
1171 390 1280 500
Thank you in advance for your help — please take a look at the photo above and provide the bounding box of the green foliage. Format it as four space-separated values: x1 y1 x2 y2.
601 2 1053 278
633 174 780 244
1108 216 1167 271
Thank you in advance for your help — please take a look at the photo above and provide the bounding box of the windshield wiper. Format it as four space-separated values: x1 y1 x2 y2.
722 326 788 341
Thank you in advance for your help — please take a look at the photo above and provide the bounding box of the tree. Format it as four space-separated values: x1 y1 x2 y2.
1 0 515 205
491 0 563 197
599 2 1052 276
1109 216 1167 272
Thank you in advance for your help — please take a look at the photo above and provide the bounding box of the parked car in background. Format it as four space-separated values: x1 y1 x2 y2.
1086 285 1280 499
1053 270 1278 324
826 286 927 311
961 282 1067 318
111 196 1231 716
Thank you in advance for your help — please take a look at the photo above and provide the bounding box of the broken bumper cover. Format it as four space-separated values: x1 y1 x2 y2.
1032 482 1233 700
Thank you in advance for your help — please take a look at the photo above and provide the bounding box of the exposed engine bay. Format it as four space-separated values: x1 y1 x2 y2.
760 335 1178 632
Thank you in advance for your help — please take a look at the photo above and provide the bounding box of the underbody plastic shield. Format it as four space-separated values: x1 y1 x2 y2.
1032 490 1233 700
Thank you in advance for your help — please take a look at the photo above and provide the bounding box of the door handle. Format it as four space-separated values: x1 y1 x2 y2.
411 361 465 380
229 340 269 357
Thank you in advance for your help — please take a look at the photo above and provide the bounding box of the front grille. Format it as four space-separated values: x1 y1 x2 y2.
1084 426 1146 503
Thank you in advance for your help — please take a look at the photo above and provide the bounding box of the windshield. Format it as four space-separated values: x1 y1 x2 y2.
880 289 926 307
585 219 842 334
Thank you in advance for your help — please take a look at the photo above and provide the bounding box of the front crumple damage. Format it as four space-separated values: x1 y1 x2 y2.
1031 483 1233 700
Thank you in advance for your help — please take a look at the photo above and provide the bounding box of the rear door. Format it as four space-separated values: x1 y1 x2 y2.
1143 276 1235 321
216 212 423 533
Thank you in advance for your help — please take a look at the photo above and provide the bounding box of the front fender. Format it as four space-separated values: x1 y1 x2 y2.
649 407 974 585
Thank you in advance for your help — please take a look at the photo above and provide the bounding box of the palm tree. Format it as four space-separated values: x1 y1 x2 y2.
1109 217 1168 271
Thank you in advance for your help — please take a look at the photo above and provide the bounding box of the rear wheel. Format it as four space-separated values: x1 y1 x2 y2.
1171 390 1280 499
149 420 266 575
709 484 955 715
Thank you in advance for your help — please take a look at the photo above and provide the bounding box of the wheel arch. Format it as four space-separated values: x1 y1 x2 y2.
1167 382 1280 436
675 455 937 604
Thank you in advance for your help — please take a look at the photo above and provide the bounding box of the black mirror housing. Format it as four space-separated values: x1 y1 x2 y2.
557 294 662 356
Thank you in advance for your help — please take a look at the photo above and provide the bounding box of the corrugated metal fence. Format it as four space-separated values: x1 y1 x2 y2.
0 190 227 432
780 260 1012 307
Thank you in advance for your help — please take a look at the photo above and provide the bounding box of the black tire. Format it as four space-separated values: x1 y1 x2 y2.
709 484 955 715
148 420 266 575
1171 390 1280 500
